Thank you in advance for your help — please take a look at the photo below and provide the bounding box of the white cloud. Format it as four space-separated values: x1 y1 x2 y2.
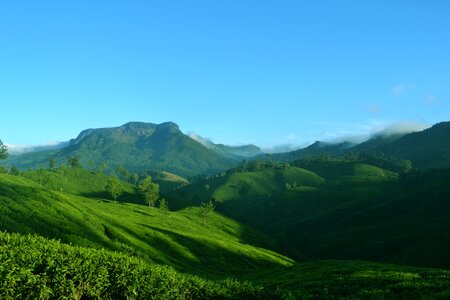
324 120 429 145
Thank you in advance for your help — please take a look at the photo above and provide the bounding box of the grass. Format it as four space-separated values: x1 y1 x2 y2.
0 171 293 277
2 165 450 298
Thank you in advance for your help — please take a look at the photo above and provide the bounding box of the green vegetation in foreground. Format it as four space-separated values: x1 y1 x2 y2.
0 171 293 276
2 232 450 299
0 232 269 299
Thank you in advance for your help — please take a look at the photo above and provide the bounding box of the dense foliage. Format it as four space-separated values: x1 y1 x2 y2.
168 160 450 268
0 232 268 299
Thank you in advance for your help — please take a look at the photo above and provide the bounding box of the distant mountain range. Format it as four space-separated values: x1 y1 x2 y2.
272 121 450 170
2 120 450 177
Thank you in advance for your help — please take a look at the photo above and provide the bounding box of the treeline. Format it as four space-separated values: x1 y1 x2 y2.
294 151 414 174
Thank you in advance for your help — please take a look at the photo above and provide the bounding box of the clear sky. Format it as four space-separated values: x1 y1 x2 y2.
0 1 449 148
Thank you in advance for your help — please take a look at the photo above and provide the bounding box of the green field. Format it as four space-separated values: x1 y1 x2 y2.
1 161 450 298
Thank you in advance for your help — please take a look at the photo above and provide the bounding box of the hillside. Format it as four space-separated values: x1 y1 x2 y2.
0 231 268 299
355 121 450 170
0 171 293 276
270 121 450 170
1 150 450 298
167 160 450 268
1 122 240 177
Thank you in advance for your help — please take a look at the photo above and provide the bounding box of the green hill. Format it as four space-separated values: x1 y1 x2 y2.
1 122 238 177
168 164 325 210
167 161 450 268
270 121 450 171
356 121 450 170
2 156 450 298
0 171 293 276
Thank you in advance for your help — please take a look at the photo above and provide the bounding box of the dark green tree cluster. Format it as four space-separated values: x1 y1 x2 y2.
105 177 123 203
0 139 7 160
67 156 82 168
138 176 160 207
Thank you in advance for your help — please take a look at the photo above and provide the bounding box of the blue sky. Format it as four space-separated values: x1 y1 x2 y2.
0 1 449 148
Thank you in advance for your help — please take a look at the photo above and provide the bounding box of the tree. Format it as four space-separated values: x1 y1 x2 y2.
105 177 122 203
0 140 8 160
116 164 129 181
138 176 160 207
49 157 56 169
67 156 81 168
131 173 139 186
9 166 20 176
159 198 169 213
200 200 216 218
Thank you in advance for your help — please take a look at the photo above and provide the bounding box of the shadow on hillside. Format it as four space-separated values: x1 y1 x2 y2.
138 224 291 277
80 190 144 205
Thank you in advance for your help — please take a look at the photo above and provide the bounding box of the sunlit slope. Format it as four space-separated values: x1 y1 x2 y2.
0 173 293 276
168 166 325 209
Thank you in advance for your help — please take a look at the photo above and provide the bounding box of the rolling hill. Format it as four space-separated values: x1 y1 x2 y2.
2 166 450 299
0 169 293 276
167 159 450 268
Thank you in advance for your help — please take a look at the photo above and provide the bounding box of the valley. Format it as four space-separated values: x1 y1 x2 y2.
1 121 450 298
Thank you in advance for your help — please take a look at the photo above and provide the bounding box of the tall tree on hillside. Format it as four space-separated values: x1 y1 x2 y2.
0 140 8 160
159 198 169 213
138 176 159 207
131 173 139 186
9 166 20 176
49 157 56 169
105 177 122 203
67 156 82 168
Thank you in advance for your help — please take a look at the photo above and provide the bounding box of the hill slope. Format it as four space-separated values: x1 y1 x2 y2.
167 160 450 268
271 121 450 170
0 171 293 276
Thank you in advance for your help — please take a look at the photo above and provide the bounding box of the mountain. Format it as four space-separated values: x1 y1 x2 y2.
270 140 354 161
2 122 247 177
271 121 450 170
354 121 450 170
188 133 262 159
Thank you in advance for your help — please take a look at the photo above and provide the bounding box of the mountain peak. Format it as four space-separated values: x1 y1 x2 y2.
156 122 180 132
